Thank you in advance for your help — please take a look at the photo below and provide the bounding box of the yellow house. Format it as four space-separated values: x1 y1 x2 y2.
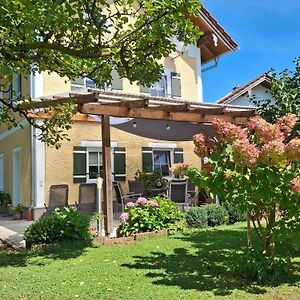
0 7 238 219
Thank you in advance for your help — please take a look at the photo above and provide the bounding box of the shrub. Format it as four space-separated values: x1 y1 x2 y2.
185 207 208 228
230 248 292 283
117 196 183 237
223 201 246 224
24 208 91 246
0 191 11 213
206 204 229 227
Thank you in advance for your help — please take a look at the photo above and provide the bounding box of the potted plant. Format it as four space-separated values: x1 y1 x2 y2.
11 204 23 220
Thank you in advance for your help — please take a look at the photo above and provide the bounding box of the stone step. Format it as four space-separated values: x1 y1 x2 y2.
0 226 25 250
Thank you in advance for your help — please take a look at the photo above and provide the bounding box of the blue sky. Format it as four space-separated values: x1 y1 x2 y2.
202 0 300 102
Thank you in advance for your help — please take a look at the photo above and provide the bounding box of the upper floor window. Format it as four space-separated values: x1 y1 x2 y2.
9 74 22 101
140 71 181 98
71 70 123 92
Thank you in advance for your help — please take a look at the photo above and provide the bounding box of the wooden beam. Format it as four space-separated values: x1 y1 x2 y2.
148 103 190 112
190 107 225 115
225 110 256 117
19 92 97 110
78 103 250 124
101 115 113 236
101 99 149 109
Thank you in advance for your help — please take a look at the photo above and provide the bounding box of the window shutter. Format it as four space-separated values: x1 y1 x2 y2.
142 147 153 172
173 148 184 164
73 146 87 183
111 70 123 90
114 147 126 181
171 72 181 97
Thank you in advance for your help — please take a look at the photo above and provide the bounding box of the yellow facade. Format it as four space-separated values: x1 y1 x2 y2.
0 125 31 207
0 47 200 209
45 121 200 205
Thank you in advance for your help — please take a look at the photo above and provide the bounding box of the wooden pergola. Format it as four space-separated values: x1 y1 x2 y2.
27 89 256 235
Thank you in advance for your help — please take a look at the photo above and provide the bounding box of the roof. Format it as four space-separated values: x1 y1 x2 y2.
216 73 272 104
190 7 238 64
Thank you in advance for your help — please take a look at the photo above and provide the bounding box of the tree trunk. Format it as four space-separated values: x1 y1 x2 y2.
246 212 251 249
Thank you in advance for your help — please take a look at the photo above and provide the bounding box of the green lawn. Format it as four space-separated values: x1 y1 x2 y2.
0 223 299 300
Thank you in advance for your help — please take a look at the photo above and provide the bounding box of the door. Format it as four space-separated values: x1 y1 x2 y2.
12 147 21 206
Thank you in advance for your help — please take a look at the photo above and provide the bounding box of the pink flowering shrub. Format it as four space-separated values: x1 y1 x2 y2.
170 162 190 178
290 178 300 193
285 138 300 162
119 212 130 223
185 113 300 260
117 197 182 237
136 197 148 205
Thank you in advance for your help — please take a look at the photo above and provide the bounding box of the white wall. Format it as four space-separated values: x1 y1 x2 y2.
228 85 273 106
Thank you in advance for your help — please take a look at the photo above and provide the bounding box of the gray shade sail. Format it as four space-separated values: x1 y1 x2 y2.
111 118 214 141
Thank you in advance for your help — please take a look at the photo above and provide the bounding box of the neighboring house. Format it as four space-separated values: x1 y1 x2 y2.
216 73 273 106
0 7 238 219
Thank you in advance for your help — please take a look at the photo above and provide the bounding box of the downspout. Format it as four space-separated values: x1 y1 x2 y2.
202 58 219 73
29 72 36 208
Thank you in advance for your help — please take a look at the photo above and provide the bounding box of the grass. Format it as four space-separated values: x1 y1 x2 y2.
0 223 299 300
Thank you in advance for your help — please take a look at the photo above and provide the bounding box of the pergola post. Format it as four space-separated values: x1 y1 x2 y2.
101 115 113 236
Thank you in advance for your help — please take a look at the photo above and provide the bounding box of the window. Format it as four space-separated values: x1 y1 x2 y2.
9 74 22 101
153 150 171 176
71 70 123 91
73 145 126 183
142 146 183 178
140 70 181 98
87 150 102 180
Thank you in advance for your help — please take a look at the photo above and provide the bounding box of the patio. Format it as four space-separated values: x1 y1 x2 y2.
26 89 256 235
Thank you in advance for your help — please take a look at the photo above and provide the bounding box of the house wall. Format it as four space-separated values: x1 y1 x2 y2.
228 85 271 106
40 50 199 102
45 121 200 205
0 125 31 207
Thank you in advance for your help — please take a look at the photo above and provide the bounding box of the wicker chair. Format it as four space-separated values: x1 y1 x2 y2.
76 183 97 215
128 180 145 196
168 179 188 211
44 184 69 214
113 181 142 212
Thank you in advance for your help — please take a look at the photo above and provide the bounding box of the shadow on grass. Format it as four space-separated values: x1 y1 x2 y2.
0 240 91 268
122 226 300 296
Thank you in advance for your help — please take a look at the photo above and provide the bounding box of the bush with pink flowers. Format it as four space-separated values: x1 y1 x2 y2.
117 197 182 237
181 114 300 261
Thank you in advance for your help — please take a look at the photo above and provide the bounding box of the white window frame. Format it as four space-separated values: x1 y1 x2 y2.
141 68 174 98
86 147 115 183
152 148 173 178
0 153 4 191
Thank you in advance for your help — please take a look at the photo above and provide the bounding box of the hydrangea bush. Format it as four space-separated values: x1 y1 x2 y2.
180 114 300 260
117 197 183 237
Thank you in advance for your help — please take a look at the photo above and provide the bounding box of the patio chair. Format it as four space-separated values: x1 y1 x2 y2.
168 179 188 211
113 181 142 212
44 184 69 214
76 183 97 215
128 180 145 196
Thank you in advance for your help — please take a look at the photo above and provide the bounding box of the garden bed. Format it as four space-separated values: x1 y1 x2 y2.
93 229 168 246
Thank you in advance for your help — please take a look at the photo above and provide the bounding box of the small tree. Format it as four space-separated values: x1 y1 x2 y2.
252 57 300 135
0 0 201 146
183 114 300 260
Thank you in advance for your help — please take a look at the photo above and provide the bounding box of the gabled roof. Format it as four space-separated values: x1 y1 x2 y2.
216 73 272 104
190 7 239 64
